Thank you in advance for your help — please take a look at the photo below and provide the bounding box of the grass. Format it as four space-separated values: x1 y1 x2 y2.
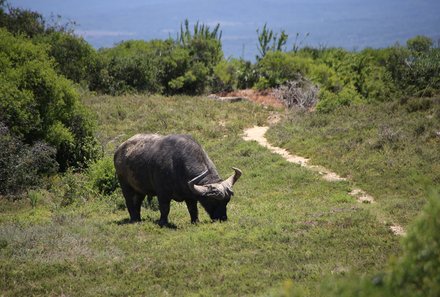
0 94 402 296
267 97 440 226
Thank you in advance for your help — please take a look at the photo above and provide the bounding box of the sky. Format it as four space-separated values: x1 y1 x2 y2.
8 0 440 60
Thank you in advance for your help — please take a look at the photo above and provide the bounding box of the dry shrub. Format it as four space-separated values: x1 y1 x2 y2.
274 76 319 109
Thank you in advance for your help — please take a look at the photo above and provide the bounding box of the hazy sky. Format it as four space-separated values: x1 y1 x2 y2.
9 0 440 60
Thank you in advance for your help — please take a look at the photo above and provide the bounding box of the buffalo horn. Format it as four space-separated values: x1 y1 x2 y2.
221 167 242 189
188 169 210 196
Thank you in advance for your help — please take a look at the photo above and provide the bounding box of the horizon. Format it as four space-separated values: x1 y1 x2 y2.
9 0 440 60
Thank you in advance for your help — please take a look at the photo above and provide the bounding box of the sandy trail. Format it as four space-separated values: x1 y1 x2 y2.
243 125 405 236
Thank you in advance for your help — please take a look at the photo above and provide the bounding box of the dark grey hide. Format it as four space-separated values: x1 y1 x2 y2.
114 134 242 226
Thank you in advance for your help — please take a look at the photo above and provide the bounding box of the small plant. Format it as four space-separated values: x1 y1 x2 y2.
87 156 118 195
0 123 58 195
28 190 42 208
274 76 319 109
256 23 288 60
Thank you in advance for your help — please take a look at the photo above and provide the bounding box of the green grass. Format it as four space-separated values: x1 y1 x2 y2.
267 97 440 226
1 95 401 296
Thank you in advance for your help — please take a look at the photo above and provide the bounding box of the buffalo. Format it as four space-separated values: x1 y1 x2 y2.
114 134 242 226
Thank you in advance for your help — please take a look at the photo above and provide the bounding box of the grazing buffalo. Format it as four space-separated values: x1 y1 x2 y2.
114 134 242 226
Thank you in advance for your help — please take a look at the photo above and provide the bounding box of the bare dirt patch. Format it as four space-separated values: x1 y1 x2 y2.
219 89 284 108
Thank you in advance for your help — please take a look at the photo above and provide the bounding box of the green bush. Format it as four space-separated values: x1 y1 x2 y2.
90 40 167 95
90 24 224 96
211 59 238 92
0 123 58 195
387 190 440 296
87 156 118 195
35 31 98 84
0 1 45 37
407 35 433 54
170 20 223 94
316 85 362 112
280 190 440 297
256 51 311 89
381 39 440 97
0 28 100 171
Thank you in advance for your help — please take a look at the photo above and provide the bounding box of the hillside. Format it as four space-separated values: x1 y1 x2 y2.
1 94 402 296
1 3 439 295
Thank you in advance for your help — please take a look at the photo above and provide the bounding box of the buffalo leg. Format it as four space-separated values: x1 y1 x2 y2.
120 182 144 222
185 199 199 223
158 197 171 227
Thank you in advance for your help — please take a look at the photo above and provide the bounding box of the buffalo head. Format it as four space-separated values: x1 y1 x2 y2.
188 167 242 221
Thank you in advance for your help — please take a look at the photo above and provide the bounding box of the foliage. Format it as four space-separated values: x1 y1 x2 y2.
0 123 58 195
378 44 440 98
0 1 96 86
171 19 223 94
90 20 224 96
256 23 288 60
406 35 433 54
211 58 260 92
316 85 362 112
283 190 440 297
387 190 440 297
258 39 440 112
0 29 100 172
87 156 118 195
0 94 400 297
274 76 319 109
268 97 440 226
211 59 238 92
0 1 45 37
35 31 98 84
256 51 311 89
89 39 169 95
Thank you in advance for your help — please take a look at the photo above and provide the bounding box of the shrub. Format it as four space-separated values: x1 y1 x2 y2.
382 39 440 97
0 123 58 195
90 40 167 95
387 190 440 296
309 63 343 93
87 156 118 195
36 31 98 84
407 35 433 54
256 51 312 89
0 28 100 171
256 23 288 59
171 20 224 94
234 59 259 89
316 85 362 112
211 59 238 92
274 77 319 109
0 1 45 37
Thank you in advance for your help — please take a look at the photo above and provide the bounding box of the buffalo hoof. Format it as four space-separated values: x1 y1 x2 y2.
129 216 142 223
157 220 177 229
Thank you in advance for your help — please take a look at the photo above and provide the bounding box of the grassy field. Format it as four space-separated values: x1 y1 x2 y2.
267 97 440 227
1 95 401 296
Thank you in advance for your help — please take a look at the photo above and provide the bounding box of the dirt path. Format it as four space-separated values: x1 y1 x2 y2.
243 125 406 236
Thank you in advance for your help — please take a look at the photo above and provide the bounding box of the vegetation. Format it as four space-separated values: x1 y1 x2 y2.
285 189 440 297
0 28 100 179
1 94 400 296
1 2 439 296
268 97 440 226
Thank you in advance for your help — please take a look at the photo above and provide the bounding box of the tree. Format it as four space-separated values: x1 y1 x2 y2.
407 35 433 54
256 23 288 60
0 29 100 171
